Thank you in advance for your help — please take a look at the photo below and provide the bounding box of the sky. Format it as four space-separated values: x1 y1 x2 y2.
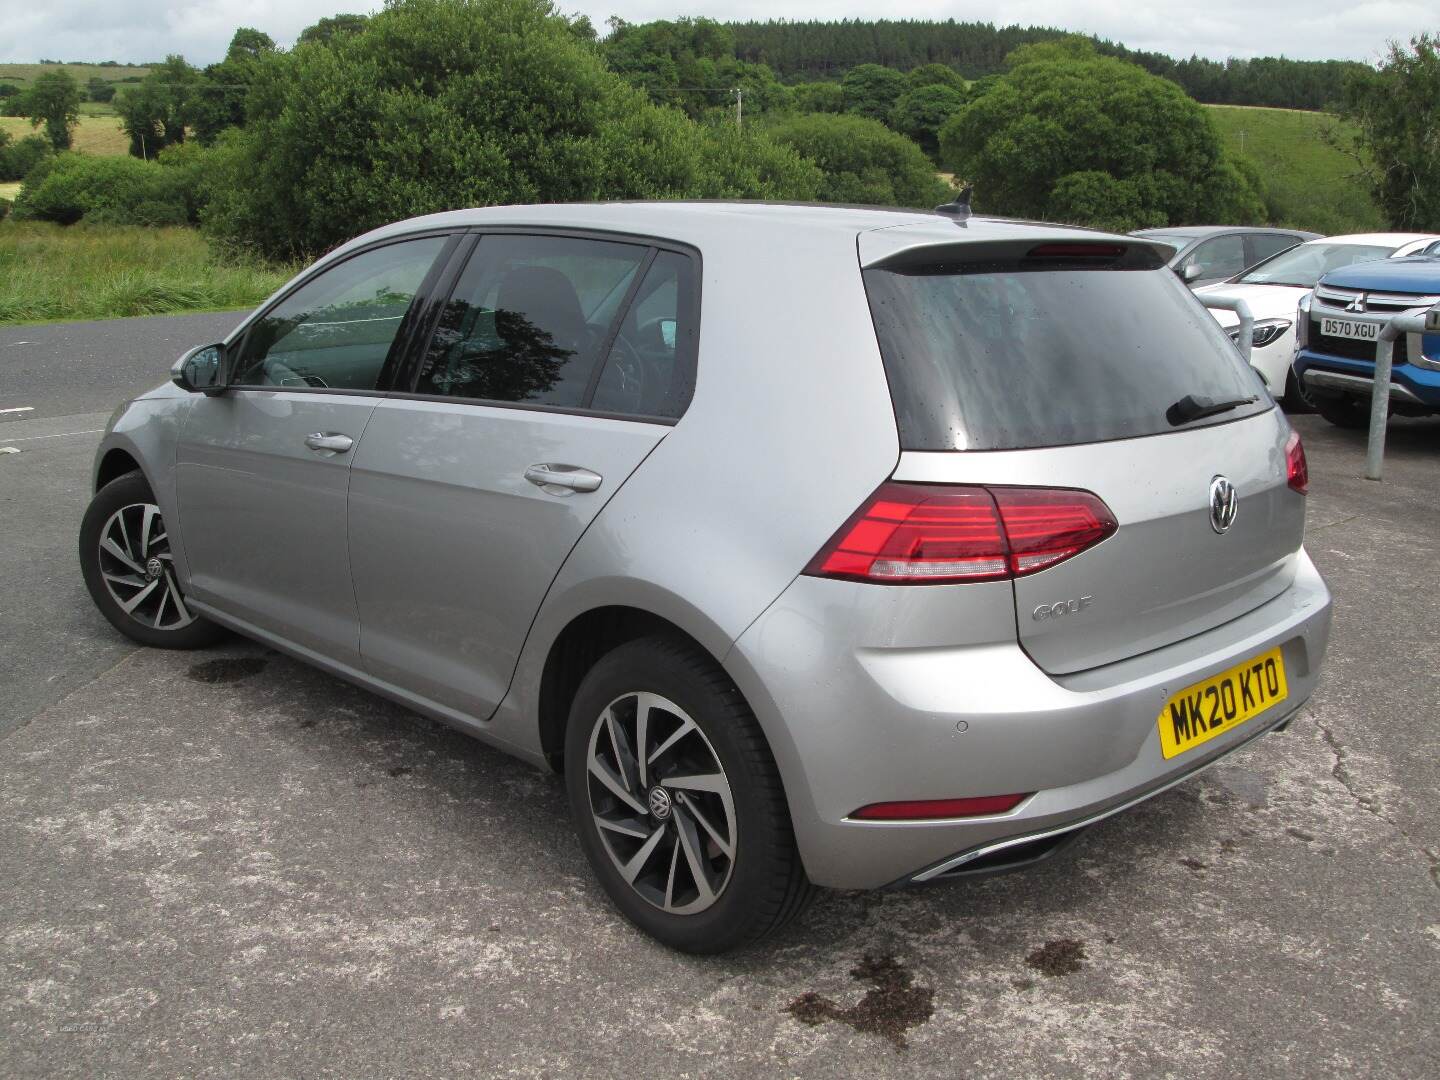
0 0 1430 67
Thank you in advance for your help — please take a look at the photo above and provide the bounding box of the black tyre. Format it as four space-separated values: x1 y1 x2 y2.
1314 395 1371 430
564 636 814 953
1282 370 1315 413
79 471 225 649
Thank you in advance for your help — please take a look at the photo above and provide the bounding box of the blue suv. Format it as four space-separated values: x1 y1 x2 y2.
1294 250 1440 428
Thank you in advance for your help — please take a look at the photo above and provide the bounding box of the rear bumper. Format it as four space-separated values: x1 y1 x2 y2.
1295 347 1440 408
725 549 1333 890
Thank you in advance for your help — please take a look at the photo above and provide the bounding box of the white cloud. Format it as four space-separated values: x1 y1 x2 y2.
0 0 1428 67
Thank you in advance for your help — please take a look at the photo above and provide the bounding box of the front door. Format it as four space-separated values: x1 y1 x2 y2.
176 234 452 667
348 233 699 719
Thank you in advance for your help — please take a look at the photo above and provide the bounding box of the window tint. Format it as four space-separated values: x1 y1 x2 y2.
415 235 647 408
591 251 696 418
234 237 447 390
864 264 1269 451
1249 233 1301 263
1184 235 1247 281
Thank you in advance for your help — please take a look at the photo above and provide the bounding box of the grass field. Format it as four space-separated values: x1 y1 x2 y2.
0 222 296 325
1204 104 1382 235
0 114 129 156
0 181 21 201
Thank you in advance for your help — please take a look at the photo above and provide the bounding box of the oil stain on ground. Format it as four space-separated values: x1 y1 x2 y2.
1026 938 1087 976
186 657 268 684
785 953 934 1050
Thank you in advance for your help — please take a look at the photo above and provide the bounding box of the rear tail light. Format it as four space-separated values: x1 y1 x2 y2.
1285 430 1309 494
851 794 1031 820
804 483 1117 585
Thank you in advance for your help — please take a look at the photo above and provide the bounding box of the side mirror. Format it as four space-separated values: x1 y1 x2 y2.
1181 262 1203 283
171 343 226 395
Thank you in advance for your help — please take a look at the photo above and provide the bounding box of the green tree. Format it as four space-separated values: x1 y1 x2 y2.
939 49 1263 230
841 64 907 123
791 82 844 113
188 28 277 144
0 132 54 182
115 55 200 157
202 0 820 260
87 77 117 103
766 113 952 208
890 83 968 160
297 13 371 46
1333 34 1440 231
907 63 965 91
18 70 83 151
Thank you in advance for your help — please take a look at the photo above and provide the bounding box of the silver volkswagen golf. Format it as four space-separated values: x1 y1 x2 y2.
80 203 1333 952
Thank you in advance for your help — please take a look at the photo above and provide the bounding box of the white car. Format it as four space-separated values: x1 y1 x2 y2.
1197 233 1440 405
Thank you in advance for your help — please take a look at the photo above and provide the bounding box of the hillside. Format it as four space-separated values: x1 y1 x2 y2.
1204 104 1382 234
0 62 150 92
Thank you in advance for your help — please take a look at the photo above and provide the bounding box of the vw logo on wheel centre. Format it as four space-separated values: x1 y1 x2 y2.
647 786 673 821
1209 476 1238 534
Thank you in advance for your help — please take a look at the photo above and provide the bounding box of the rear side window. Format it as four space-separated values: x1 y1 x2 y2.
864 262 1269 451
1249 233 1301 263
415 234 647 408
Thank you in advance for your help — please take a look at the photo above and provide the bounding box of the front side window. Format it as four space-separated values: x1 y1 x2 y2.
1184 235 1247 281
415 235 649 408
233 236 448 391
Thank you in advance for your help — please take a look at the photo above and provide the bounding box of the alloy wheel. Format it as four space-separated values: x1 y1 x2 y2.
586 691 737 915
97 502 196 631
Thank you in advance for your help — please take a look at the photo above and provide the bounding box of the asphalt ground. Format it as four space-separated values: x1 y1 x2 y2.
2 313 1437 1077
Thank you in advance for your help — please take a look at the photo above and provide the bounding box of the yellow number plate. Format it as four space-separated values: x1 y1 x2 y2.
1157 647 1288 759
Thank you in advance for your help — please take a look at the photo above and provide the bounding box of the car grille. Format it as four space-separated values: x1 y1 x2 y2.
1309 319 1409 365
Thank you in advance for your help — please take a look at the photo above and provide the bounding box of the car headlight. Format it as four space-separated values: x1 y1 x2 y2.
1250 318 1292 349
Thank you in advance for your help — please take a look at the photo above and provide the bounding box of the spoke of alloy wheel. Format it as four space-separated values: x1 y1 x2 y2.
102 537 145 575
103 571 147 589
646 715 697 767
604 707 638 794
663 833 681 910
618 825 667 885
140 505 159 559
660 772 728 794
116 511 135 563
677 791 734 859
588 751 647 816
597 816 651 841
152 583 170 628
165 572 192 623
120 578 160 614
673 806 716 907
633 694 653 789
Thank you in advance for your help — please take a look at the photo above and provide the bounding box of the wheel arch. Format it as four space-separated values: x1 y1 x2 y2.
537 604 720 772
95 446 144 492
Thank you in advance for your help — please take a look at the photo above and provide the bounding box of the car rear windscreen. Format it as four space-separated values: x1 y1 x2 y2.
863 260 1270 451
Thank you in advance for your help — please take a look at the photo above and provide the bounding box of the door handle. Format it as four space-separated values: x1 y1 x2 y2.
524 463 603 495
304 432 354 454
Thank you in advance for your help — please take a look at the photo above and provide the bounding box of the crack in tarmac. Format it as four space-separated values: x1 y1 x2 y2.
1312 714 1440 893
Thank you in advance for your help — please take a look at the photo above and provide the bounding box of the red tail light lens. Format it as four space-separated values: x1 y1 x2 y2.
1285 430 1309 495
851 794 1031 820
804 482 1116 585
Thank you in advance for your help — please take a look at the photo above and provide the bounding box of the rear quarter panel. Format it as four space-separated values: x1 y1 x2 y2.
493 225 903 763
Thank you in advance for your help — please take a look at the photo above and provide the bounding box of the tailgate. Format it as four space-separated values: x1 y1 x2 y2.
891 409 1304 674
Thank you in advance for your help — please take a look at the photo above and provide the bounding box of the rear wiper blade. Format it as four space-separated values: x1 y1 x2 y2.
1165 393 1258 426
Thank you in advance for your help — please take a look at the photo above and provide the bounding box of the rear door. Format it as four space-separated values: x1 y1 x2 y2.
347 232 700 718
177 233 453 666
863 239 1305 675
